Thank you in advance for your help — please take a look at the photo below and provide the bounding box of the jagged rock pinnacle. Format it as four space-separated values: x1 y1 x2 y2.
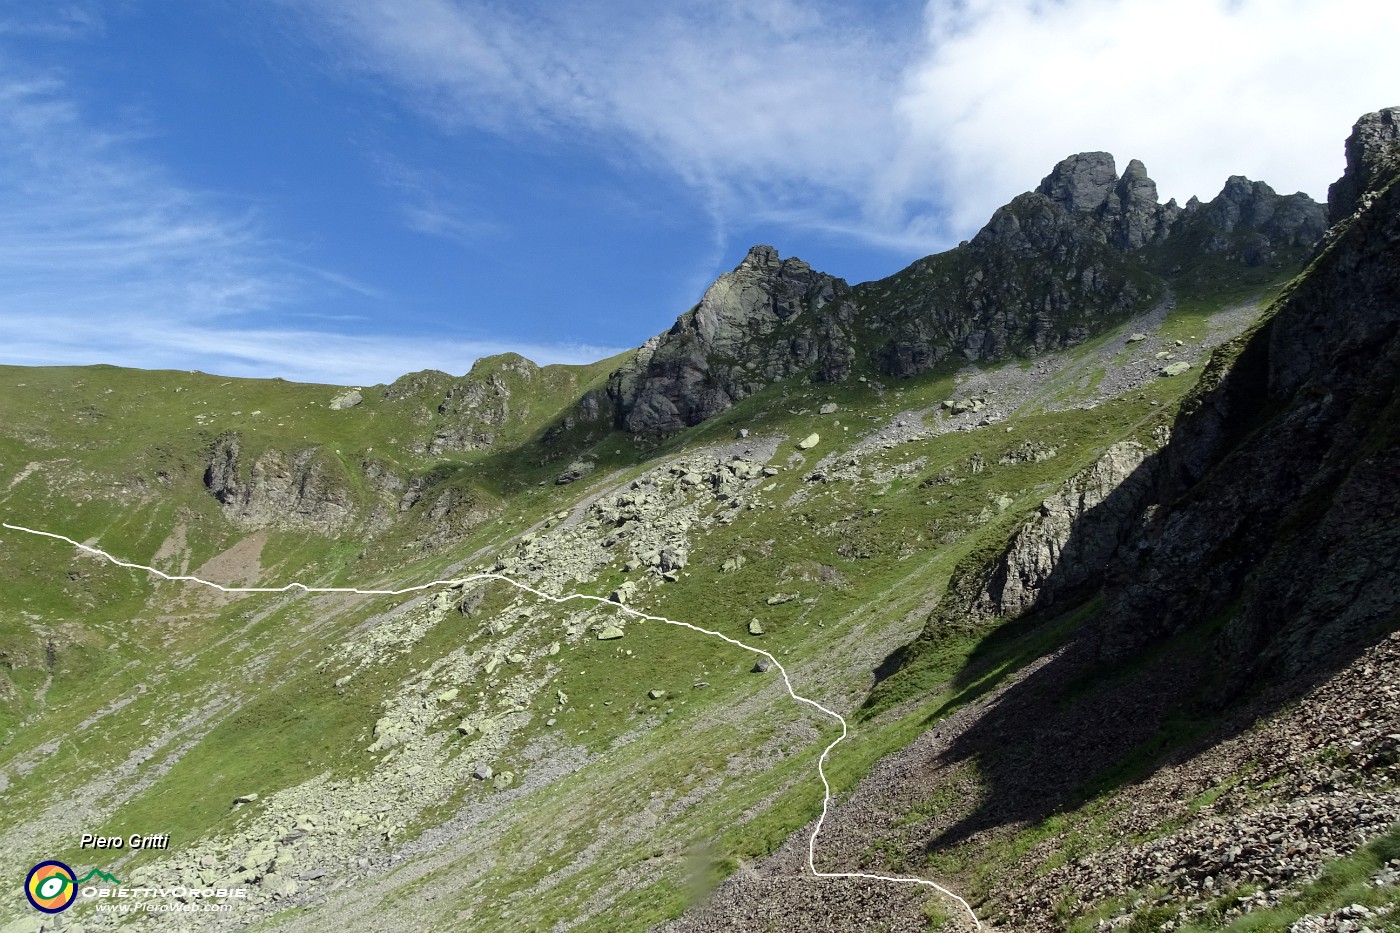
1037 151 1118 213
1328 106 1400 224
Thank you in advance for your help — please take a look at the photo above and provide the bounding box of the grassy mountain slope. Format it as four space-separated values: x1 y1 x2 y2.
3 116 1397 932
0 270 1296 933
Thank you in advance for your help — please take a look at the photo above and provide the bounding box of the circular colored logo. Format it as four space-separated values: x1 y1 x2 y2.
25 860 77 913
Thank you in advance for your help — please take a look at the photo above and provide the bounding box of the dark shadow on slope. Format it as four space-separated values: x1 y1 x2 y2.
899 179 1400 857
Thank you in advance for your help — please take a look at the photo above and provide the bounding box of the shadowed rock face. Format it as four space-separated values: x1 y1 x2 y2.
608 153 1326 434
607 245 857 434
1093 171 1400 677
1328 106 1400 224
931 110 1400 687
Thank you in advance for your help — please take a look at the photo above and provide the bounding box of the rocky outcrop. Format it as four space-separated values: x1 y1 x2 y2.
1169 175 1328 266
204 435 498 542
607 246 857 433
204 433 355 533
427 354 537 455
928 110 1400 688
955 441 1159 622
609 154 1326 433
1328 106 1400 224
1037 153 1181 249
1037 151 1120 213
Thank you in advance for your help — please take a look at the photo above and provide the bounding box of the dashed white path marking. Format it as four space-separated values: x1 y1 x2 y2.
3 520 980 929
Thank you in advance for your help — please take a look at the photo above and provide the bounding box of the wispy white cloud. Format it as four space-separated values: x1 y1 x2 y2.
0 72 294 321
0 310 623 384
0 64 614 384
370 153 502 246
287 0 908 241
891 0 1400 233
286 0 1400 252
0 4 105 40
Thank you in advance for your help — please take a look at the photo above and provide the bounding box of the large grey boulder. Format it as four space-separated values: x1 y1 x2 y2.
328 389 362 410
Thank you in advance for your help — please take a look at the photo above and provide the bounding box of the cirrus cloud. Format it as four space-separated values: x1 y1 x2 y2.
285 0 1400 249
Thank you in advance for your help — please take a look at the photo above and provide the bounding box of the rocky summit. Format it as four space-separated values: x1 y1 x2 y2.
0 110 1397 933
609 152 1325 434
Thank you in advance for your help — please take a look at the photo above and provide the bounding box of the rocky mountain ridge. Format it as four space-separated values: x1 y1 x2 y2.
937 105 1400 680
2 109 1397 933
663 106 1400 933
608 153 1325 434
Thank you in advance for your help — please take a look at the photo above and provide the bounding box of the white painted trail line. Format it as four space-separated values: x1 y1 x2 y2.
3 520 980 929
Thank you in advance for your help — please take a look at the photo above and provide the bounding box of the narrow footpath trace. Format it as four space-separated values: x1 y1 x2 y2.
2 520 981 929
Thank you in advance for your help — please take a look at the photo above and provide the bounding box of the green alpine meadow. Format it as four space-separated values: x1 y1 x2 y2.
1 110 1398 933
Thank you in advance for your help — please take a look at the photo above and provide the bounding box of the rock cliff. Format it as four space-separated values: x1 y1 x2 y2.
610 154 1325 433
205 433 356 533
607 245 857 433
934 108 1400 687
1328 106 1400 224
951 440 1160 623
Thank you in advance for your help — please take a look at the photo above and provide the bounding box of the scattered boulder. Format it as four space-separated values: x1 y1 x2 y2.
1162 361 1192 377
647 689 667 700
1127 332 1148 343
328 389 363 410
233 793 259 806
609 581 637 604
492 771 515 790
457 715 497 738
748 619 765 635
947 398 987 415
721 555 747 573
999 441 1058 465
555 460 595 485
473 763 494 781
658 546 688 571
751 657 775 674
796 433 821 450
766 593 797 605
819 402 838 414
597 625 625 640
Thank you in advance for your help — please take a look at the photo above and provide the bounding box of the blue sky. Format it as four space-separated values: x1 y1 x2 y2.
0 0 1396 386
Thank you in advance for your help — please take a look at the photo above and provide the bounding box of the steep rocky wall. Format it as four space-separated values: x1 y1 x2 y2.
927 109 1400 689
609 154 1325 434
205 433 356 534
1328 106 1400 224
1094 172 1400 676
607 245 857 433
947 440 1161 624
